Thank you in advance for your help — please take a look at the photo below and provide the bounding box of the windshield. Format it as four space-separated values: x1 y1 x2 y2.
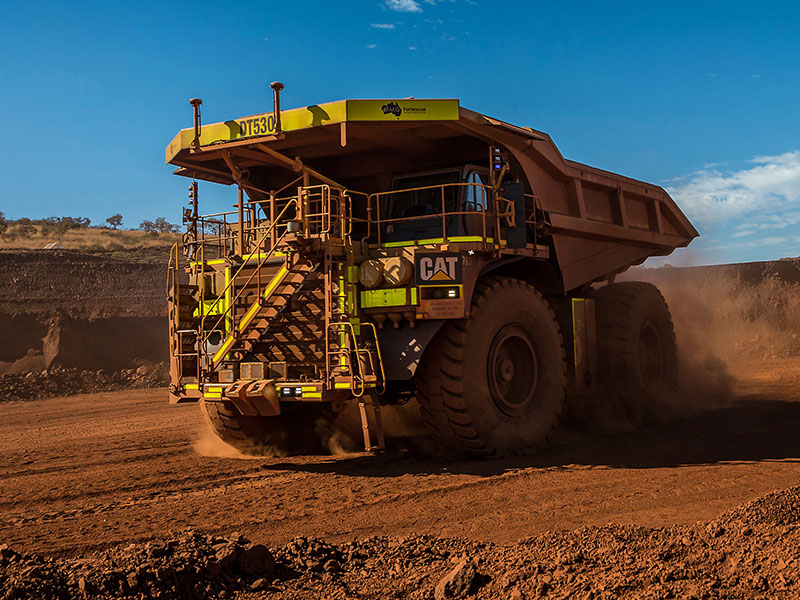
386 171 461 220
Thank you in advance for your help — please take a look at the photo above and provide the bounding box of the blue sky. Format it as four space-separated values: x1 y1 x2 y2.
1 0 798 265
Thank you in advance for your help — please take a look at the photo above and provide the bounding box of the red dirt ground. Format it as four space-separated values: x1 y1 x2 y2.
1 359 797 559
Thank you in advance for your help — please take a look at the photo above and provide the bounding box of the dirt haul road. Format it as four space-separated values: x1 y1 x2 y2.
0 359 798 559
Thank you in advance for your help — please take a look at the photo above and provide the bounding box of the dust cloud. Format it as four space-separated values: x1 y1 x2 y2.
192 425 254 459
192 423 288 459
322 401 430 455
630 264 800 418
560 264 800 435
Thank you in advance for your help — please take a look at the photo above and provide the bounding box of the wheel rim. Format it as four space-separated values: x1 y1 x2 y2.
488 324 538 417
639 319 665 386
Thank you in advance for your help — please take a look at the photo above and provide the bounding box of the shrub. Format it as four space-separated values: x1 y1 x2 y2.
140 217 177 234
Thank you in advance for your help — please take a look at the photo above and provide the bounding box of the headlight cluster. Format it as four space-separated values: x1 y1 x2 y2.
358 257 413 288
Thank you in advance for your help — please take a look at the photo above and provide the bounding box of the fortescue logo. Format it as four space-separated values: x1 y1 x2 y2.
382 102 402 117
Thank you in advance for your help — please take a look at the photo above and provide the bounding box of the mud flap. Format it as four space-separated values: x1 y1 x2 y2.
572 298 597 396
375 320 445 380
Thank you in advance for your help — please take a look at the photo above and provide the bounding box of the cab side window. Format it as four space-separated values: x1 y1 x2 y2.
463 171 486 211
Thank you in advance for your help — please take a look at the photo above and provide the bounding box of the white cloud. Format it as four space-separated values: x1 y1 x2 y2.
371 22 395 29
666 151 800 232
408 46 418 50
384 0 423 12
365 43 377 49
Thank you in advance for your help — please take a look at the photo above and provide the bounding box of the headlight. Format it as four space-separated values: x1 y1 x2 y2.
358 259 384 289
383 257 413 286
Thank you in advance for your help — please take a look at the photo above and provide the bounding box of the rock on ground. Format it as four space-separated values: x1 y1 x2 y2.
2 486 800 599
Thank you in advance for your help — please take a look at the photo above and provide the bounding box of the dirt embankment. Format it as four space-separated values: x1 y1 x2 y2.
0 250 169 400
0 249 167 318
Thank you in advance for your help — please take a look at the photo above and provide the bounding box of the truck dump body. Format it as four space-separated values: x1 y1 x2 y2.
165 95 697 455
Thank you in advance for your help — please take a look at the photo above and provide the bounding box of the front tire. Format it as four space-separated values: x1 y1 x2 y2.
415 276 566 457
201 399 328 456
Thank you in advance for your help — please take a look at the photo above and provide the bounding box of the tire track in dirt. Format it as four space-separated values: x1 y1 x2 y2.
0 359 799 557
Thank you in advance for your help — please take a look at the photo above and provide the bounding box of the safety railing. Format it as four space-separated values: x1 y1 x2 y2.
325 321 385 397
185 179 539 265
365 182 498 247
167 242 203 382
197 199 299 367
186 185 369 261
524 193 544 248
167 242 180 317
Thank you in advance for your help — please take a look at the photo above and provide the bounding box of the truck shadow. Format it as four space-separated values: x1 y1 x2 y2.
260 394 800 478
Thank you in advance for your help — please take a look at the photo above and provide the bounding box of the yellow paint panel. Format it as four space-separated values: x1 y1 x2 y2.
191 251 286 268
194 299 224 317
383 236 497 248
166 99 459 163
361 287 418 308
347 99 459 122
167 101 347 163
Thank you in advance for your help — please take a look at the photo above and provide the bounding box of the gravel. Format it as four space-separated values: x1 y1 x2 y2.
2 486 799 599
0 361 168 403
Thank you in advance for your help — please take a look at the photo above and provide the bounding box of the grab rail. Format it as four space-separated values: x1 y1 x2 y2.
197 198 299 363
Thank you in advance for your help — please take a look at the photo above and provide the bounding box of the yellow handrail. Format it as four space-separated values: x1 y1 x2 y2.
327 321 366 397
198 199 299 362
362 322 386 395
198 199 297 330
167 242 179 348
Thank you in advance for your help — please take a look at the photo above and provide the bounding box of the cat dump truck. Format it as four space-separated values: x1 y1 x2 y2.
166 87 697 456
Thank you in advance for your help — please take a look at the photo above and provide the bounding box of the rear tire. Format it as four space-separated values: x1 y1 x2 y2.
415 276 566 457
595 282 678 424
201 399 328 456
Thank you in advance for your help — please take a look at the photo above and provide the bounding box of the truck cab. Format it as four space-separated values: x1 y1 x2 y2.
383 166 489 244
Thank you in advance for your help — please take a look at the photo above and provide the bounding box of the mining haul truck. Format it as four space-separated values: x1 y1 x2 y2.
166 87 697 457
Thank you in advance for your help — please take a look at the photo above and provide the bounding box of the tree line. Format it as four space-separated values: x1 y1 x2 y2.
0 212 178 239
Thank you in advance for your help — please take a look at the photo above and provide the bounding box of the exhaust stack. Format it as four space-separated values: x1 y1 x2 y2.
270 81 284 134
189 98 202 150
